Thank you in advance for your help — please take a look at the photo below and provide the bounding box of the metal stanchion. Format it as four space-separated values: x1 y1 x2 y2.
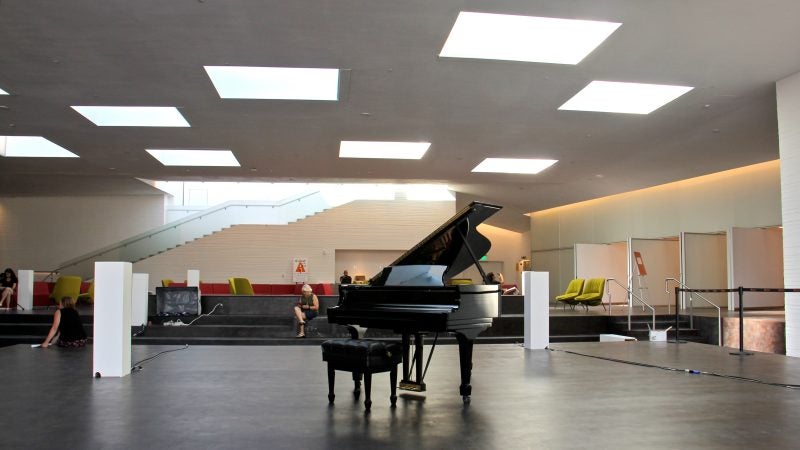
670 287 684 344
730 286 753 356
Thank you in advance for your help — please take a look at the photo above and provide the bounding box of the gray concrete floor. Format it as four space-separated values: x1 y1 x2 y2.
2 341 799 449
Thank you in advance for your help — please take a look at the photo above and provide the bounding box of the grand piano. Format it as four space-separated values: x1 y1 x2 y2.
327 201 502 403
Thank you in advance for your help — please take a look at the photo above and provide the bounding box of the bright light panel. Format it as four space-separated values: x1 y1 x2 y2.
71 106 190 127
0 136 79 158
472 158 557 174
0 87 8 95
146 149 240 167
559 81 694 114
339 141 430 159
439 12 621 64
204 66 339 100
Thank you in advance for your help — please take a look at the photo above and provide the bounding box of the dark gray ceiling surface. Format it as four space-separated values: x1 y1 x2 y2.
1 0 797 215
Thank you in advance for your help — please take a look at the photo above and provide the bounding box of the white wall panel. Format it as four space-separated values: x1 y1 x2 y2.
630 238 680 306
778 70 800 357
728 227 784 308
682 232 728 307
0 195 164 272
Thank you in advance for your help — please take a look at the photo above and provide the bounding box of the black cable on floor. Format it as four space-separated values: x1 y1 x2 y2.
547 347 800 390
131 344 189 372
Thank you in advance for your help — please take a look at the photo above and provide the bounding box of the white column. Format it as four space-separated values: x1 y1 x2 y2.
524 271 549 350
131 273 149 327
187 269 201 312
16 269 34 310
778 72 800 357
93 262 132 378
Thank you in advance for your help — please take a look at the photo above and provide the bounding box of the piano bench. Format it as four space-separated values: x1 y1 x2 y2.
321 339 403 411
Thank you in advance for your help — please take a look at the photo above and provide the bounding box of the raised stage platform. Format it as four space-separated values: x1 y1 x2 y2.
0 296 779 351
1 341 799 448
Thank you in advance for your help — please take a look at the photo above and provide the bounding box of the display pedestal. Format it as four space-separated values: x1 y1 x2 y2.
131 273 149 327
93 262 132 378
17 270 34 310
523 271 549 350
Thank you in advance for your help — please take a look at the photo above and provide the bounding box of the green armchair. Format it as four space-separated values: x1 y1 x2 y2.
228 277 255 295
555 278 585 309
49 276 83 305
573 278 606 311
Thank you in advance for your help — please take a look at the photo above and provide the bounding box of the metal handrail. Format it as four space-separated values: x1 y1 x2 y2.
607 278 655 331
665 278 722 347
54 190 325 272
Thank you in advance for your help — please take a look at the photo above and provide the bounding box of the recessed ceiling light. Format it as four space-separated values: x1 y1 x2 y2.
146 149 240 167
71 106 190 127
559 81 694 114
472 158 557 174
439 12 621 64
339 141 431 159
0 87 8 95
0 136 79 158
204 66 339 100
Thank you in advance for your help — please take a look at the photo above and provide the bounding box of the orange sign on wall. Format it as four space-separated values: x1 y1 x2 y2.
633 251 647 276
293 258 308 282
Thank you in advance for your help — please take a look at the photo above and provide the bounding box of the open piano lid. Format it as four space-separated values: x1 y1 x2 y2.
369 201 502 286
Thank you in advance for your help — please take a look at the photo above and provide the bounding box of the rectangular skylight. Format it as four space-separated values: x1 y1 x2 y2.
339 141 431 159
71 106 190 127
559 81 694 114
472 158 557 174
146 149 240 167
0 136 79 158
0 87 8 95
204 66 340 100
439 12 621 65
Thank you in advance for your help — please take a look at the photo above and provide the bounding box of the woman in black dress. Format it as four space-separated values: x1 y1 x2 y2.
42 296 87 348
0 268 17 308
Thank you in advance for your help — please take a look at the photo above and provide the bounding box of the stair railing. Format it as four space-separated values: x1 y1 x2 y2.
665 278 722 347
606 278 655 332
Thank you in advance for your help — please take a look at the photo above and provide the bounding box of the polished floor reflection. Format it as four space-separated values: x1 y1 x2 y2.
2 341 800 449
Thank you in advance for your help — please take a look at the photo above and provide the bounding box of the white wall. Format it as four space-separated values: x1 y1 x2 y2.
630 238 680 307
0 195 164 272
727 227 784 308
531 161 781 305
134 200 455 290
575 242 628 305
335 250 402 283
777 70 800 357
682 232 728 307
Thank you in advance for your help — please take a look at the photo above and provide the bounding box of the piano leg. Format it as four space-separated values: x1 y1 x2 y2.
401 333 411 383
352 372 362 398
414 333 426 391
327 365 335 404
455 332 474 404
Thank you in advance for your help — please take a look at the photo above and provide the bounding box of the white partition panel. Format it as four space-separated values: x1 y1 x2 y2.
575 243 627 306
629 238 680 306
93 262 132 378
131 273 149 327
524 271 549 350
727 227 784 308
681 232 728 307
16 269 34 310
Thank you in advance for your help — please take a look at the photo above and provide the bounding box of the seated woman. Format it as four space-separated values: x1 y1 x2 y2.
0 268 17 309
41 296 87 348
293 284 319 338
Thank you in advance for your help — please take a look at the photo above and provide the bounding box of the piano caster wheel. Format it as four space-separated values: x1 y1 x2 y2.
364 400 372 411
390 395 397 407
462 395 471 405
328 393 335 404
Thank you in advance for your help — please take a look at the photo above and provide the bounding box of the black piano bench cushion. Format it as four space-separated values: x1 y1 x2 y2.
321 339 402 370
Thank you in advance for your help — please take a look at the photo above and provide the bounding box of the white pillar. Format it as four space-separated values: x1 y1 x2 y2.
523 271 549 350
131 273 149 327
16 269 34 310
93 262 132 378
187 269 201 312
778 71 800 357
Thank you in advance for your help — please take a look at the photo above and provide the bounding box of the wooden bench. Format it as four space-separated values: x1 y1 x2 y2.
321 339 402 411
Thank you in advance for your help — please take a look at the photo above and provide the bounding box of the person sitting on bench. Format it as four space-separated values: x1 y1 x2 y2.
293 284 319 338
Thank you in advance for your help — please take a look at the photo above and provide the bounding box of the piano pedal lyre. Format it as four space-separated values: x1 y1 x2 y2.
399 381 426 392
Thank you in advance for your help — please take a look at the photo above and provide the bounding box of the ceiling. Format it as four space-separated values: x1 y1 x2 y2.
1 0 798 222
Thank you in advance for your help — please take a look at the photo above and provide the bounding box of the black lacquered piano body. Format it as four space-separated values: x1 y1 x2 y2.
327 201 502 403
